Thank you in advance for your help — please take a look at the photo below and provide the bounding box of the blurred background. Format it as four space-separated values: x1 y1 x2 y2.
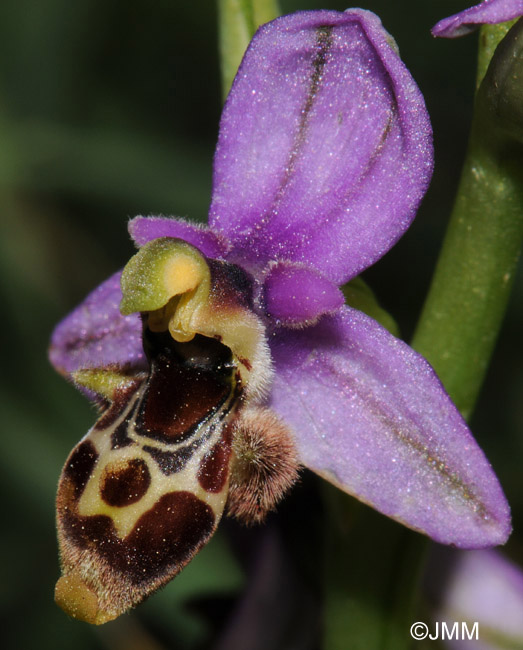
1 1 521 648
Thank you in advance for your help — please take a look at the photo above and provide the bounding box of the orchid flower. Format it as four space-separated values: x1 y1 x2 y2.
433 0 523 38
49 9 511 625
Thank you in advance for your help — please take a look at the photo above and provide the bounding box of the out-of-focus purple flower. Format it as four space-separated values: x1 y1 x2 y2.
433 0 523 38
51 10 510 553
425 548 523 649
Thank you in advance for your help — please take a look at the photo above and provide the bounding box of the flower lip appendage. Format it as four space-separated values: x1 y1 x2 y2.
49 8 511 624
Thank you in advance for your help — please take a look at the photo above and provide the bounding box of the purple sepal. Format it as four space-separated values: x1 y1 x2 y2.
433 0 523 38
269 306 511 548
209 9 433 284
427 549 523 649
262 262 344 326
129 216 230 258
49 271 145 377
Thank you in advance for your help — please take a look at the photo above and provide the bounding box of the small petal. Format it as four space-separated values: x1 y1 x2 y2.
432 0 523 38
262 261 344 326
129 216 229 258
209 9 433 284
49 271 145 377
426 549 523 648
269 307 511 548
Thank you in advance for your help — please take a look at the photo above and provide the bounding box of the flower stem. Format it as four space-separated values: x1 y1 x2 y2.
412 20 523 419
217 0 281 99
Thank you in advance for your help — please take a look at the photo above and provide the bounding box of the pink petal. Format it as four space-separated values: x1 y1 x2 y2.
129 216 229 258
262 261 344 326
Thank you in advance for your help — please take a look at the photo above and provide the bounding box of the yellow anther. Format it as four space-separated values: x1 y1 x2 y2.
163 254 201 296
120 237 210 318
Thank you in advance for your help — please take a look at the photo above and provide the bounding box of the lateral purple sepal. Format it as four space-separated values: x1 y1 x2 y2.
263 262 344 326
209 9 433 284
129 216 229 258
432 0 523 38
269 306 511 547
49 271 145 377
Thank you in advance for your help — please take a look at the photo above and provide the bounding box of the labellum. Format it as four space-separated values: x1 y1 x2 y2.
55 238 299 624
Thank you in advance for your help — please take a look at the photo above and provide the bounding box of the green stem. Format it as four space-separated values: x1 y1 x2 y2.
412 20 523 418
217 0 281 99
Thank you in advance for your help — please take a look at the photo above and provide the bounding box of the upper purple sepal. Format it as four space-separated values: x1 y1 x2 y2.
269 306 511 548
209 9 433 285
49 271 145 377
433 0 523 38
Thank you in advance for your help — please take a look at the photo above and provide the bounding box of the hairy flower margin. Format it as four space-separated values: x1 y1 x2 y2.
51 7 512 591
